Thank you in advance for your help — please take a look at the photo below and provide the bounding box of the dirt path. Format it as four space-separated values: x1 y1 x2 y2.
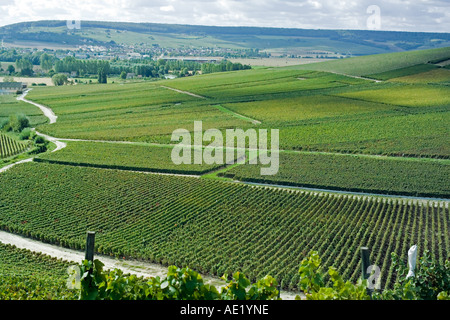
0 230 220 286
0 90 67 174
35 130 67 152
17 89 58 124
212 105 262 125
0 158 33 174
328 71 383 83
161 85 207 99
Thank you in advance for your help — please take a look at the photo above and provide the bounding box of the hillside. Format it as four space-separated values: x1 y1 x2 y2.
1 20 450 56
24 47 450 198
0 45 448 302
289 46 450 76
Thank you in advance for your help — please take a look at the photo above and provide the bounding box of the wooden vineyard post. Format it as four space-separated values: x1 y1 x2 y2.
85 231 96 262
360 247 372 295
360 247 371 280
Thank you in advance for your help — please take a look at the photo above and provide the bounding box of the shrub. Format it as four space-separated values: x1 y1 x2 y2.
52 73 68 86
76 259 279 300
4 114 30 132
375 250 450 300
34 135 46 144
19 128 32 140
296 251 371 300
0 118 9 130
297 251 449 300
28 135 49 154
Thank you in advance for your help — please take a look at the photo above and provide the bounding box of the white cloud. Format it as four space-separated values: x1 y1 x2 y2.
0 0 448 32
160 5 175 12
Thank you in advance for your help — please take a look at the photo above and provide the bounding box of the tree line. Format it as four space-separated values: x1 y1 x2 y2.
0 48 251 79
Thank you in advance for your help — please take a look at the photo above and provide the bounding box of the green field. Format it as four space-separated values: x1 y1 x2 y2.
289 47 450 76
338 84 450 108
27 83 249 143
158 69 367 101
27 63 449 158
0 47 449 299
222 95 393 124
0 95 48 128
221 152 450 198
0 162 448 291
0 133 29 159
279 110 449 157
36 141 232 174
0 242 77 300
389 68 450 84
367 63 439 81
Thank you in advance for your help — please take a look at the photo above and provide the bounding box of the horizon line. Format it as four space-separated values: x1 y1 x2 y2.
1 19 449 35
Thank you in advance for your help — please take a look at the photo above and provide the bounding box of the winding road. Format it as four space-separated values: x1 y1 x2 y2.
17 89 58 124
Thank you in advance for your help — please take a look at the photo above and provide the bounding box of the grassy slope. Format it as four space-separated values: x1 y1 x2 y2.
28 82 249 142
24 48 450 196
367 63 439 80
389 68 450 83
288 47 450 76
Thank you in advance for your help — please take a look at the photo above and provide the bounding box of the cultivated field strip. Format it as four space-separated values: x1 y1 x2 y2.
0 162 447 291
0 133 29 159
222 152 450 198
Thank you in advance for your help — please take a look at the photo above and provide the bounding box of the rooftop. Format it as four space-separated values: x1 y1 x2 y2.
0 82 24 89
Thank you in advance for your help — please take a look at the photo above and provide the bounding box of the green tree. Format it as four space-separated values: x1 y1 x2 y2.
98 68 107 84
16 58 33 76
157 59 166 67
119 71 126 80
4 114 30 132
52 73 68 86
40 53 53 71
7 65 15 75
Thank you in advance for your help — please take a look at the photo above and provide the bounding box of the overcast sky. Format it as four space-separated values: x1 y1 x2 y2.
0 0 449 32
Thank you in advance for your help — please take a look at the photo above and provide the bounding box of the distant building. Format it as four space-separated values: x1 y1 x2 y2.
128 52 141 59
163 57 222 64
0 82 27 95
126 73 135 79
